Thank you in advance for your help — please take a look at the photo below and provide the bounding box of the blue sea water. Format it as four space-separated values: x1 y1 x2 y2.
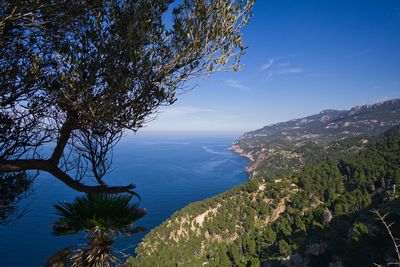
0 133 249 267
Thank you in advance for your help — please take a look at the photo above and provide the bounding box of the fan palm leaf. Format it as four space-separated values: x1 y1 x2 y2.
52 193 146 266
53 193 146 236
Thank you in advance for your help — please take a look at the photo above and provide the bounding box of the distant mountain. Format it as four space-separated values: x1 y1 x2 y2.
232 99 400 178
244 99 400 140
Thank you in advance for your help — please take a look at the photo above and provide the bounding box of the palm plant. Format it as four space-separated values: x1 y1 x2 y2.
53 193 146 267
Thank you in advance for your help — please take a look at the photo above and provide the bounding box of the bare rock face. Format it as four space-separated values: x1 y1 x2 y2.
323 208 333 224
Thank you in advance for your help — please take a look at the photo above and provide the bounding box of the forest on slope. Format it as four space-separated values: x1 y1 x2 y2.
232 99 400 179
128 113 400 266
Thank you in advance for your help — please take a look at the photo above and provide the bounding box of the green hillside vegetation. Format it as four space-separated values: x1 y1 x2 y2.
233 99 400 179
128 126 400 266
244 135 371 179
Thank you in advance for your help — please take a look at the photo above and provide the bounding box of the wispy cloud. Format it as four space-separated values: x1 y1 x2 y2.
259 56 305 79
160 106 214 118
259 58 275 72
224 79 250 91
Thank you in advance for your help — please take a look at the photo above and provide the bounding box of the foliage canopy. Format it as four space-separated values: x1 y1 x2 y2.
0 0 254 194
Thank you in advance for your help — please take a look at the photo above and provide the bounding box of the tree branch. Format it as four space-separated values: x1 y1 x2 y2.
0 159 135 194
50 117 74 165
372 209 400 266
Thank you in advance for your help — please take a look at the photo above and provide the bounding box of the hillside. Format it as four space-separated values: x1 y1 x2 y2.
232 99 400 178
127 100 400 267
128 126 400 266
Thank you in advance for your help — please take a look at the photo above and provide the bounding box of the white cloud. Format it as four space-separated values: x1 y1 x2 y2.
224 79 250 91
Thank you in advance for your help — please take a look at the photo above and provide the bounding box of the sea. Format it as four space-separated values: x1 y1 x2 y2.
0 133 249 267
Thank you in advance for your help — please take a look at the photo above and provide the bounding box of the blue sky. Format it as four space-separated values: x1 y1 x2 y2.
144 0 400 133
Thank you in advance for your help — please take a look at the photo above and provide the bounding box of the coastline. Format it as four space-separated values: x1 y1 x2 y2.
229 142 255 179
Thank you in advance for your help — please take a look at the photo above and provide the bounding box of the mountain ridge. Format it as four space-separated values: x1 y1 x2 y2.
242 99 400 139
231 99 400 179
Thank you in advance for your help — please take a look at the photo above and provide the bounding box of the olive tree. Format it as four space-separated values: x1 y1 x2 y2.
0 0 255 194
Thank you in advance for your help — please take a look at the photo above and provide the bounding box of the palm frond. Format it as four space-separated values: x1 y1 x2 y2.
53 193 146 236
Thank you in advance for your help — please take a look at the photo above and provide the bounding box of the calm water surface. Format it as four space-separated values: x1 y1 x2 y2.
0 133 249 266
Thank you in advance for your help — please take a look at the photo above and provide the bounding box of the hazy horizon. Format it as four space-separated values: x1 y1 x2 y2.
141 97 400 134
